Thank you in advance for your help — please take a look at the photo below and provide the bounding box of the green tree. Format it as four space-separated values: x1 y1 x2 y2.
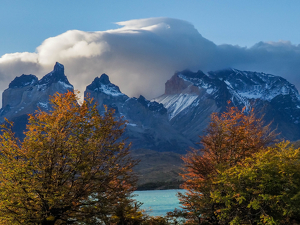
211 141 300 224
0 91 138 225
178 106 276 224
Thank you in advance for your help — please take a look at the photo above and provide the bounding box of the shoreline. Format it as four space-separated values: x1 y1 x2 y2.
136 180 183 191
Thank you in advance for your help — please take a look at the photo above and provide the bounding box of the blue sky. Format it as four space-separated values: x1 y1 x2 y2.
1 0 299 56
0 0 300 102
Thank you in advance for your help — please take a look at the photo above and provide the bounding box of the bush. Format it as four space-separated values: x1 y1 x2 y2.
211 141 300 224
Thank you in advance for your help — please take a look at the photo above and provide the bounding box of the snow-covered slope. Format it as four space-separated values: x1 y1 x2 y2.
154 94 198 120
86 74 125 97
154 68 300 142
85 74 194 153
2 64 300 150
209 68 300 106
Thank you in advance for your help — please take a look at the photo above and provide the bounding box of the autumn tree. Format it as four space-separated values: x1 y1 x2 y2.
0 91 138 225
211 141 300 224
178 106 277 224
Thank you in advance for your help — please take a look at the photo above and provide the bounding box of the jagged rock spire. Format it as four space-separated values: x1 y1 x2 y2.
86 74 123 96
39 62 71 86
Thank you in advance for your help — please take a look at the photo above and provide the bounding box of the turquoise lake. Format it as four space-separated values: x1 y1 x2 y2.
133 189 185 216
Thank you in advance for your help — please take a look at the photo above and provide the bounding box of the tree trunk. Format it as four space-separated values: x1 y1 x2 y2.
41 218 56 225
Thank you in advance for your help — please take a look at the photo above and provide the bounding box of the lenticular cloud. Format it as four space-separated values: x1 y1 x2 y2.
0 17 300 107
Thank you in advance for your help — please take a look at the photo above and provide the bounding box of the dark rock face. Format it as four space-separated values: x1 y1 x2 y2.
84 74 195 153
137 95 167 115
38 62 71 87
2 64 300 187
0 62 74 138
154 68 300 142
1 64 300 152
85 74 128 113
165 73 201 95
86 74 122 94
9 75 38 88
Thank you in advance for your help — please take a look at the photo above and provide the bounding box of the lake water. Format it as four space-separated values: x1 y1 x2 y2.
133 189 185 216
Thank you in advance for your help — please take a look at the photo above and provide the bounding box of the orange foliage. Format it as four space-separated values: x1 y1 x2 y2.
0 91 137 225
179 105 277 224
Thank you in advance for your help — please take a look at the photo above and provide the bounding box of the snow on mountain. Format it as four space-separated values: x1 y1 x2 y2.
209 68 300 102
2 63 300 149
9 74 38 88
58 81 73 90
155 68 300 120
37 102 49 109
0 62 74 139
38 62 73 88
154 94 198 120
84 74 194 153
97 84 124 96
136 95 167 114
153 70 212 119
86 74 124 97
153 68 300 142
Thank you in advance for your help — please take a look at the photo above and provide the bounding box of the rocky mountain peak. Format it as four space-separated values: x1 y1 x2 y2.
165 71 209 96
137 95 167 114
1 64 300 152
38 62 71 86
165 74 196 95
208 68 300 102
0 62 74 139
86 74 124 96
53 62 64 73
165 74 188 95
137 95 147 103
9 74 38 88
179 69 207 79
98 73 110 85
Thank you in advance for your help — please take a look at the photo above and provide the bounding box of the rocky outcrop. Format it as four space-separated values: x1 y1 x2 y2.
1 64 300 151
154 68 300 142
0 62 73 138
85 74 195 153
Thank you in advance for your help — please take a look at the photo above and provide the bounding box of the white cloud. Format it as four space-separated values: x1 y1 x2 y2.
0 52 38 64
0 17 300 107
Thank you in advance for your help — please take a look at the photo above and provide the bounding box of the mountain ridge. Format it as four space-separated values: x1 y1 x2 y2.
1 63 300 149
154 68 300 142
2 63 300 189
84 73 194 153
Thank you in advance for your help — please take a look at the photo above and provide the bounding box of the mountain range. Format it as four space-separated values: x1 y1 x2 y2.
1 62 300 188
154 68 300 142
1 62 300 153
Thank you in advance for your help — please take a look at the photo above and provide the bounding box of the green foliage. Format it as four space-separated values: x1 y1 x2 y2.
178 106 277 224
211 141 300 224
0 91 139 225
143 216 170 225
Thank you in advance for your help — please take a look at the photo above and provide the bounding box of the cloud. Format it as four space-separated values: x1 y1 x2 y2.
0 17 300 107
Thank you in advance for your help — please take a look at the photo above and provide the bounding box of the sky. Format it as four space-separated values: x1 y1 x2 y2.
0 0 300 104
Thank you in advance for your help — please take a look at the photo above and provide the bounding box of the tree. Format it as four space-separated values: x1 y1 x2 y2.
178 106 277 224
0 91 138 225
211 141 300 224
